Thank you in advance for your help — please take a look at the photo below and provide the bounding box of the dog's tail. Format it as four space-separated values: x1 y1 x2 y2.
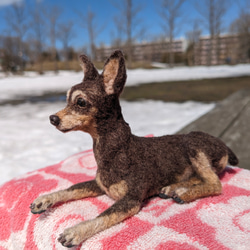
227 146 239 166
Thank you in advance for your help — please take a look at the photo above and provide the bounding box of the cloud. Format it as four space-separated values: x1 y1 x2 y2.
0 0 23 7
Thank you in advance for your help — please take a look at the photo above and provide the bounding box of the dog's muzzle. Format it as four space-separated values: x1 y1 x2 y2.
50 115 60 126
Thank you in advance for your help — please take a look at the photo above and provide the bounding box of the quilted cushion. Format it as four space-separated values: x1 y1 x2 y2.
0 149 250 249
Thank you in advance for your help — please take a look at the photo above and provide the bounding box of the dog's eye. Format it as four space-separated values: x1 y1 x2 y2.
76 98 86 107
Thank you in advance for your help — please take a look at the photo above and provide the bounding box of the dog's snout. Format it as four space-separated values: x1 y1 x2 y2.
50 115 60 126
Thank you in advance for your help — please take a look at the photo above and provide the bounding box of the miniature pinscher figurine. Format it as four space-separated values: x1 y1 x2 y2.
30 50 239 248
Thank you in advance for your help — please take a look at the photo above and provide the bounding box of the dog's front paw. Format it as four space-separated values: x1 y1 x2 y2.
58 226 84 248
58 220 97 247
30 194 54 214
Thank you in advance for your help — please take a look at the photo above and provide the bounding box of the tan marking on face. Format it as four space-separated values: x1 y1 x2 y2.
70 90 87 103
58 113 82 129
54 106 98 138
103 58 119 94
66 89 71 102
96 173 128 200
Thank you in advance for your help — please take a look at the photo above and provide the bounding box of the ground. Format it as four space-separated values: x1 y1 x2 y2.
122 75 250 102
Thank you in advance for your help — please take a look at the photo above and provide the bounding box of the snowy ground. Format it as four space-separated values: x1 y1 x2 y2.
0 63 250 102
0 64 249 185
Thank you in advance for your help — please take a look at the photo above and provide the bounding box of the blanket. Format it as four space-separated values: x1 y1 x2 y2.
0 149 250 250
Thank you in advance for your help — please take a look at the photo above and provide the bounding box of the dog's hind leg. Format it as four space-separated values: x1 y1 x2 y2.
30 180 104 214
58 196 141 247
160 151 225 203
160 176 202 203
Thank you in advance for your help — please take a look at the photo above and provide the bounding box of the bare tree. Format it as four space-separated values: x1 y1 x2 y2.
195 0 229 65
86 10 98 60
0 36 26 72
111 15 124 48
58 21 76 69
186 20 201 66
29 2 47 73
230 1 250 63
46 6 62 73
111 0 144 68
4 2 29 71
76 8 101 60
157 0 186 67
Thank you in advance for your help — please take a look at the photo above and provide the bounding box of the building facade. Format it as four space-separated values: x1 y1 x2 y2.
96 39 188 64
96 34 249 66
194 34 241 65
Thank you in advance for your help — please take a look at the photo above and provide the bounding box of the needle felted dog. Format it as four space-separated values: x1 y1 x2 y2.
30 50 239 248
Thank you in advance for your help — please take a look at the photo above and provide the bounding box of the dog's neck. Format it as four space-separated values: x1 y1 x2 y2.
93 97 131 139
94 115 131 144
92 112 132 167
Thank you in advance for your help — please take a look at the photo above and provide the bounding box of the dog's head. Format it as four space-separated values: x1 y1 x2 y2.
49 50 127 138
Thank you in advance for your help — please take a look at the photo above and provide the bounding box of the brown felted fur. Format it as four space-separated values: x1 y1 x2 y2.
30 50 239 248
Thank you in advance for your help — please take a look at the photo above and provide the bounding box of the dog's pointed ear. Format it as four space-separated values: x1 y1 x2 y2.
79 54 99 81
102 50 127 95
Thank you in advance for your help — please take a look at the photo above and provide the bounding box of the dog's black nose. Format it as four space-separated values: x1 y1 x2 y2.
49 115 60 126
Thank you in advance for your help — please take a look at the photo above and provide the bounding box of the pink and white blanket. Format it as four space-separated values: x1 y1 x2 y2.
1 149 250 250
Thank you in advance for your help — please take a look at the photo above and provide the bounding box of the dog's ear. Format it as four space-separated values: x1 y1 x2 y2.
79 54 99 81
102 50 127 95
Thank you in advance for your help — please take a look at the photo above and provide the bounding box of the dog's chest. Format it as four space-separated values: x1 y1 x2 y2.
95 172 128 200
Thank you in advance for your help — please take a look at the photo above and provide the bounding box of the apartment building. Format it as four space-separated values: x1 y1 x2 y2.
96 34 249 65
194 34 240 65
96 39 188 63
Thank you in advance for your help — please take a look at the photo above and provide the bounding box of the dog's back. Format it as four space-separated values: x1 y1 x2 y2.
93 126 238 203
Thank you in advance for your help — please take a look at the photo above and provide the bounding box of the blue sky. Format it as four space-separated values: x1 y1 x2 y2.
0 0 247 50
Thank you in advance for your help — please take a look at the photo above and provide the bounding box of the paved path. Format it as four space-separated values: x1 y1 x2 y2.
177 89 250 170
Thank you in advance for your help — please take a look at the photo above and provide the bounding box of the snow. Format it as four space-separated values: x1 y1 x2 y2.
126 64 250 86
0 63 250 101
1 64 249 185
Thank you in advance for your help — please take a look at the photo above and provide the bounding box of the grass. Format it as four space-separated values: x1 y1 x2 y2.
26 61 82 72
121 75 250 103
25 60 154 72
